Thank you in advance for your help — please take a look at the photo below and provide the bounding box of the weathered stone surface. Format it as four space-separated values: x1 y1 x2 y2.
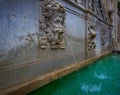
0 0 115 93
87 23 96 51
39 0 66 49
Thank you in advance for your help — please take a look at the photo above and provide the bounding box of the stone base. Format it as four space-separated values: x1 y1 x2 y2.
0 51 112 95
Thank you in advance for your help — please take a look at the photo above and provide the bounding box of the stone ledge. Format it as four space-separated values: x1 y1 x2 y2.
0 51 112 95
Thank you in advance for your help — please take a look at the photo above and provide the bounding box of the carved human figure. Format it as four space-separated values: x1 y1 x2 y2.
88 0 94 12
48 13 66 49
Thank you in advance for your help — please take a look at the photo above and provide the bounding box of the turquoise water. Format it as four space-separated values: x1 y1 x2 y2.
28 54 120 95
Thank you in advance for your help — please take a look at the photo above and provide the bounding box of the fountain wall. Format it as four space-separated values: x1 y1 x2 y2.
0 0 116 94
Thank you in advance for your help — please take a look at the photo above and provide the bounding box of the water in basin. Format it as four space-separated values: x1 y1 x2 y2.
28 54 120 95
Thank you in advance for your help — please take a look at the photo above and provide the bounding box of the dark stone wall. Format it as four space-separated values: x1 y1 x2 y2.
117 12 120 43
0 0 86 89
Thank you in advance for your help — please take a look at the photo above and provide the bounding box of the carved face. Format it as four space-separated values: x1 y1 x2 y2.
50 14 65 42
40 0 66 49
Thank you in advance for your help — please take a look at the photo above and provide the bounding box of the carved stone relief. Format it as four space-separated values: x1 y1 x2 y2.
88 0 114 25
100 26 108 47
15 32 38 49
68 0 85 7
87 24 96 51
39 0 66 50
96 0 114 25
74 0 84 6
107 10 114 24
88 0 95 12
106 0 115 25
95 0 100 15
95 0 107 21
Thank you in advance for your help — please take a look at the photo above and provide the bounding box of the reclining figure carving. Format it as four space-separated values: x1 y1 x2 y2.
39 0 66 49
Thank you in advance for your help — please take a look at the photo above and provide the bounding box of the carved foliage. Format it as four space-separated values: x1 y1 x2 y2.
39 0 66 49
87 24 96 51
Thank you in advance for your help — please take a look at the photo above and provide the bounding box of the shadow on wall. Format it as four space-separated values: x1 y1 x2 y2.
118 1 120 11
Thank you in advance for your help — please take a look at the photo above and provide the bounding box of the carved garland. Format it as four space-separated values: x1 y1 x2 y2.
39 0 66 50
87 24 96 51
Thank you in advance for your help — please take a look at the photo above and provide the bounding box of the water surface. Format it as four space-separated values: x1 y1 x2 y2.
28 54 120 95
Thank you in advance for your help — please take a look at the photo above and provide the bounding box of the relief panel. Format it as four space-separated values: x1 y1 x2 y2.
39 0 66 49
96 21 113 52
88 0 95 12
87 21 97 58
87 23 96 51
